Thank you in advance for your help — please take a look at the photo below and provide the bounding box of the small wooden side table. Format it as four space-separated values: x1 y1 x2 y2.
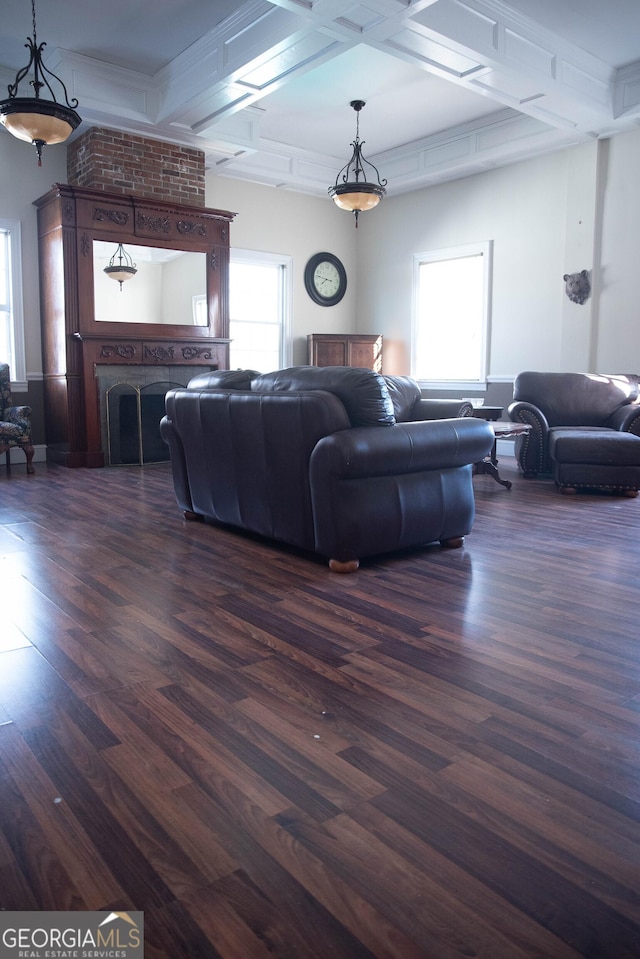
474 421 531 489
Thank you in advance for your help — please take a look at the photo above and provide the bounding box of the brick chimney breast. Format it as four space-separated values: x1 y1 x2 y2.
67 127 205 207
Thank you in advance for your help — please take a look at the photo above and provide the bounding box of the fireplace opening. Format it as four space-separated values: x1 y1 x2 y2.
99 363 216 466
106 381 179 466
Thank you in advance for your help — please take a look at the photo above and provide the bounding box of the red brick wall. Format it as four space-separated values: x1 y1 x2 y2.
67 127 205 206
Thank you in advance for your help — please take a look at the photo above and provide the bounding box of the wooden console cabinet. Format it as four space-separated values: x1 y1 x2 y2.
307 333 383 372
34 184 235 467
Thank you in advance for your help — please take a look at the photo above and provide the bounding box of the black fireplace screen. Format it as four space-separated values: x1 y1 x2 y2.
106 381 179 466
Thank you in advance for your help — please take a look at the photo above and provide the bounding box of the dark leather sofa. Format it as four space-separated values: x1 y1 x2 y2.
508 371 640 492
160 366 494 571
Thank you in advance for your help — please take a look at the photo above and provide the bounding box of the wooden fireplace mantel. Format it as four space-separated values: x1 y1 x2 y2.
35 184 235 467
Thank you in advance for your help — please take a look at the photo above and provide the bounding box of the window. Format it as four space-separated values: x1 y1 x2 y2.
412 241 491 389
0 219 26 386
192 294 207 326
229 250 292 373
0 222 25 385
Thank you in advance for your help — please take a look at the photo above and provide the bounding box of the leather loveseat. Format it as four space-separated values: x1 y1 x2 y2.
160 366 494 571
508 371 640 492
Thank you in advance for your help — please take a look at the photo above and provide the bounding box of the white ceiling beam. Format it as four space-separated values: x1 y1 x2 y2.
19 0 640 196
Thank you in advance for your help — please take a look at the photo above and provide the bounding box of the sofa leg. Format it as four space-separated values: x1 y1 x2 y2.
329 558 360 574
560 487 577 495
440 536 464 549
183 510 204 521
24 445 35 474
623 489 639 498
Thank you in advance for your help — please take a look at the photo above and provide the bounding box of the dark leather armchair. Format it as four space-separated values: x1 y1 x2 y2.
508 371 640 477
161 367 493 571
0 363 35 473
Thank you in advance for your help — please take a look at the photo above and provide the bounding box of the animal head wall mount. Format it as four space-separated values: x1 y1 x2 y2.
563 269 591 305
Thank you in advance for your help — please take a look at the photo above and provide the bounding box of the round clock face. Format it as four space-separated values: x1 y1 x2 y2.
304 253 347 306
314 261 340 298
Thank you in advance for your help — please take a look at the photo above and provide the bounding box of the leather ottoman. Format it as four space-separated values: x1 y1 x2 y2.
548 427 640 495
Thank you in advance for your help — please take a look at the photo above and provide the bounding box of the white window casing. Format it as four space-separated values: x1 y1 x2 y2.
412 240 492 391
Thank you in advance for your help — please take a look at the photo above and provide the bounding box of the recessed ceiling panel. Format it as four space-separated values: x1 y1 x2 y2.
0 0 248 75
2 0 640 195
252 44 501 157
504 0 640 68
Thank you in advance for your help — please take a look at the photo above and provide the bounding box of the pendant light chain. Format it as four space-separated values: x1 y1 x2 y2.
328 100 387 228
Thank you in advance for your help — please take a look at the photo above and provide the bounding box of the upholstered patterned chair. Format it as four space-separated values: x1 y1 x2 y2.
0 363 35 473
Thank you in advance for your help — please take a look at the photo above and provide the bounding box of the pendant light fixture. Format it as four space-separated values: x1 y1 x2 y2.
328 100 387 228
0 0 81 166
104 243 137 291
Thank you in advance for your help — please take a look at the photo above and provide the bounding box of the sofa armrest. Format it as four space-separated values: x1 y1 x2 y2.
606 404 640 434
311 417 493 480
411 398 473 420
508 400 550 475
4 404 32 423
3 405 32 440
309 418 493 563
160 414 194 514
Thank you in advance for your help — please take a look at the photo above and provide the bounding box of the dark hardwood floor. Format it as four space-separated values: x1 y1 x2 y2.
0 456 639 958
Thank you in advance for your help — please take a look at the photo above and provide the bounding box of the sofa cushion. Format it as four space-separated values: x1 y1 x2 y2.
549 428 640 465
188 369 258 390
251 366 396 427
383 375 421 422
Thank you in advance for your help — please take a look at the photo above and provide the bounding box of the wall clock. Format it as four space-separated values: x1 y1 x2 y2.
304 252 347 306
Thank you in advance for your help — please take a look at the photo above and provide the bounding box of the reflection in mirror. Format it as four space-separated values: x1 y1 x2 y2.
93 241 207 325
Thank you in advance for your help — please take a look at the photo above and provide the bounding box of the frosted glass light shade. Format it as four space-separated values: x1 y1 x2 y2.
0 98 81 146
104 266 137 284
331 188 382 212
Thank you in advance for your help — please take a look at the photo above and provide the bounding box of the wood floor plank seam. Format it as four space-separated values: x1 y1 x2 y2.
1 460 639 957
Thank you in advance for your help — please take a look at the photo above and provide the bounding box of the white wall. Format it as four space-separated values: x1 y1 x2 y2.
0 137 356 380
597 130 640 372
206 176 357 366
357 132 640 380
356 147 580 378
0 131 67 377
4 125 640 385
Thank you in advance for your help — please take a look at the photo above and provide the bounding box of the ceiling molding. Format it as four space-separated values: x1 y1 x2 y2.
217 107 590 196
3 0 640 193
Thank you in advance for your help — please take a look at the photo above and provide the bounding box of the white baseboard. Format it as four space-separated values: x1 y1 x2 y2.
32 444 47 463
496 438 515 456
5 444 47 465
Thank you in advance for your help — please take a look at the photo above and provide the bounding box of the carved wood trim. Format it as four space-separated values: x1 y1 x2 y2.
144 345 175 361
94 208 130 226
182 346 216 360
100 344 138 359
136 213 170 233
177 220 207 236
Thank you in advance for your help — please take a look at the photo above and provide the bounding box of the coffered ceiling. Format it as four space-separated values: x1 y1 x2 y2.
2 0 640 197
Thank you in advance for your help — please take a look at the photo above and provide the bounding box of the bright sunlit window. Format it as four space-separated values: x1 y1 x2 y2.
0 219 26 385
413 241 492 388
229 250 292 373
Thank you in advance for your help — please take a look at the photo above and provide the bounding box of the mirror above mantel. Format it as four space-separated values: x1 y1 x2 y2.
34 183 236 468
93 241 208 326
